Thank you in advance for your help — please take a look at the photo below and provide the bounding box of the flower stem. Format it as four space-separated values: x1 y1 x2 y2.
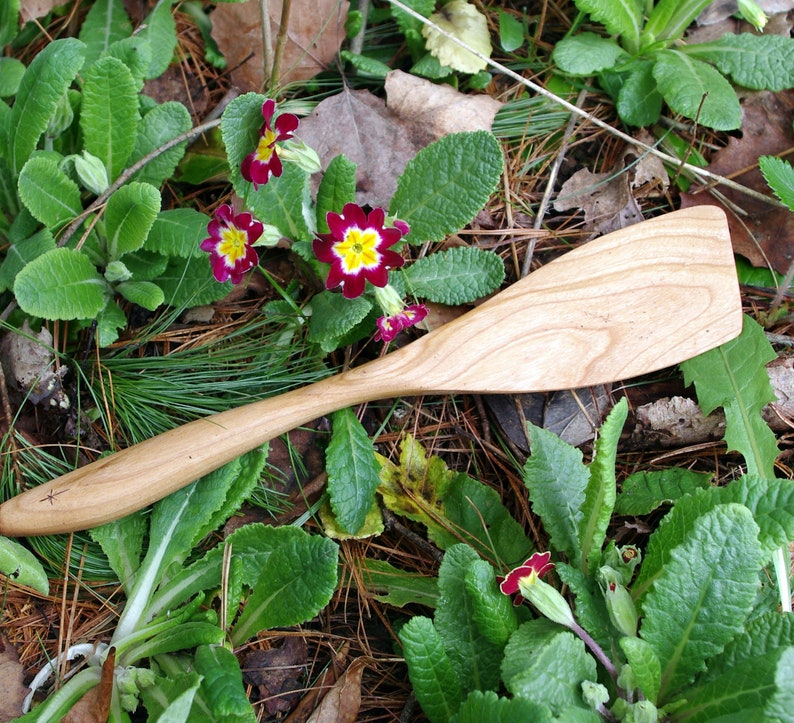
571 620 619 683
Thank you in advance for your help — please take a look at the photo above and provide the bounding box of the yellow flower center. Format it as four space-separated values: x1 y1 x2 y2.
335 227 380 273
254 128 279 162
219 226 248 263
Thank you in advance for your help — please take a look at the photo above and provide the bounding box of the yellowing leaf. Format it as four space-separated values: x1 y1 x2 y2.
422 1 492 74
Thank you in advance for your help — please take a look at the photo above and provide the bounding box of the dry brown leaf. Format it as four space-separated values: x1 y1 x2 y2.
681 89 794 274
0 636 28 723
385 70 502 144
244 637 307 716
210 0 348 91
19 0 61 22
296 88 420 207
306 657 366 723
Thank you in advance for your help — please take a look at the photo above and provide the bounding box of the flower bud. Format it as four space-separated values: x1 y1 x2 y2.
74 151 109 195
252 223 283 248
599 567 638 637
278 138 322 174
104 260 132 283
622 700 659 723
373 283 406 317
738 0 767 30
581 680 610 714
518 575 576 629
47 93 74 140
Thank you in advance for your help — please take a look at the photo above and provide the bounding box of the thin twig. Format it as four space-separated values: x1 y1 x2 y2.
259 0 274 88
385 0 786 209
270 0 293 91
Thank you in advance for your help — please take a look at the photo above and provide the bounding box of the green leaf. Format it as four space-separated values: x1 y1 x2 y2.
576 0 643 52
686 33 794 92
555 563 613 655
498 9 525 52
95 299 127 347
639 504 762 701
620 636 661 704
8 38 85 174
80 56 140 181
0 227 55 292
128 101 192 188
116 280 165 310
89 513 148 594
146 208 209 258
759 155 794 211
524 424 589 567
246 163 312 242
435 545 503 692
140 0 177 79
401 246 505 304
221 92 265 184
580 398 626 574
764 646 794 720
105 181 161 259
326 406 382 534
104 37 152 91
390 131 502 244
14 248 107 320
229 531 338 645
502 619 597 714
653 50 741 130
400 615 464 723
616 60 664 127
615 467 713 516
339 50 392 78
78 0 133 67
464 558 518 646
194 644 256 722
0 0 20 47
307 290 372 343
156 254 232 309
552 33 627 75
316 154 357 233
0 535 49 594
17 154 82 229
355 557 439 608
0 58 25 97
452 691 552 723
140 672 202 723
643 0 713 45
681 315 778 478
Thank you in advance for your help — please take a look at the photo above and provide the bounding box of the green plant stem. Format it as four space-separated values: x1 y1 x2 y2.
384 0 785 209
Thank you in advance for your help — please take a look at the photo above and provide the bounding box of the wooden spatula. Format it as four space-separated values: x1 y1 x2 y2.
0 206 742 536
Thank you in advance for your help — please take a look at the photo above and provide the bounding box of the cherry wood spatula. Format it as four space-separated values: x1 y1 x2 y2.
0 206 742 536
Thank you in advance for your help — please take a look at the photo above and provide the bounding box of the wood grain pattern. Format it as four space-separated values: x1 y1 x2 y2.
0 207 742 536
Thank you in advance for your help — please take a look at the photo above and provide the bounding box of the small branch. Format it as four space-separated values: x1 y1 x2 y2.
259 0 274 87
270 0 293 91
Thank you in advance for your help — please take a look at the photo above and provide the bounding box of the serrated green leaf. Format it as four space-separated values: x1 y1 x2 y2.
78 0 133 67
620 636 661 704
524 424 589 567
616 59 664 127
128 101 192 187
400 616 464 723
503 619 597 714
452 690 553 723
307 290 372 342
339 50 392 78
230 532 338 645
465 559 518 646
326 406 382 534
0 58 25 97
105 181 161 259
759 155 794 211
104 36 152 91
15 247 107 320
146 208 209 258
116 280 165 310
140 0 177 79
81 56 140 181
0 0 20 47
221 92 265 185
686 33 794 92
89 512 147 594
157 254 232 308
95 299 127 347
194 644 256 722
498 9 525 53
442 473 534 565
640 504 762 701
553 33 627 76
122 249 169 280
401 246 505 304
580 398 626 574
435 545 503 692
0 535 49 594
390 131 502 244
247 163 312 242
615 468 713 516
681 315 778 478
8 38 85 174
18 154 82 229
0 227 55 292
355 557 439 608
577 0 643 52
653 50 741 130
764 646 794 720
316 154 357 233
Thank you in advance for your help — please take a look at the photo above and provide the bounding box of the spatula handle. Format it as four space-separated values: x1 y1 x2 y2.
0 368 402 536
